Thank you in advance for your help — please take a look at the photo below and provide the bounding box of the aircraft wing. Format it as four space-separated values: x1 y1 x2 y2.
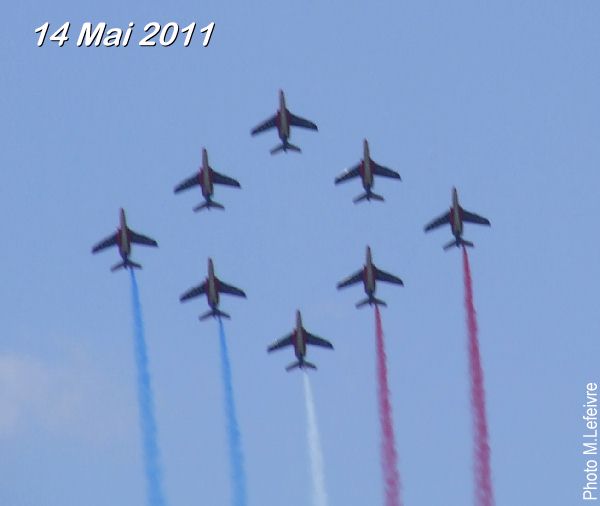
375 267 404 286
267 333 293 352
218 280 246 298
212 170 241 188
289 112 318 131
91 233 117 253
337 269 363 289
424 211 450 232
461 209 491 226
251 115 277 135
306 332 334 349
334 164 361 185
174 174 199 193
129 230 158 247
372 162 401 180
180 282 207 302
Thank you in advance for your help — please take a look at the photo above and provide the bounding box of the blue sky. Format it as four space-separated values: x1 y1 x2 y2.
2 2 599 505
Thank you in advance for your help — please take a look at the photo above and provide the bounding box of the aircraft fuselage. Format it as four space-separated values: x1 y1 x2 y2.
360 139 374 191
450 188 463 240
207 258 219 309
118 208 130 260
276 90 290 142
199 148 214 199
363 246 376 296
294 311 306 361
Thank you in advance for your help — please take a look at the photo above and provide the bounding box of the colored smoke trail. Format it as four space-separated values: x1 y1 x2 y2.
462 247 494 506
129 270 167 506
218 319 247 506
302 373 329 506
374 306 402 506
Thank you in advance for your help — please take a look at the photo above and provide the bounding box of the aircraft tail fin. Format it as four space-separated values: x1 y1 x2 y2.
199 308 231 321
443 238 474 251
270 142 302 155
193 200 225 212
285 361 300 371
111 259 141 272
285 142 301 153
285 360 317 372
353 191 384 204
355 296 387 308
443 239 457 251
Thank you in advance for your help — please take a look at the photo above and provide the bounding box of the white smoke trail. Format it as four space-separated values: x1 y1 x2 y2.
303 373 328 506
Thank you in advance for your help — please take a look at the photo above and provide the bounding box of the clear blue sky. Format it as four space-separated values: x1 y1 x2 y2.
2 2 599 505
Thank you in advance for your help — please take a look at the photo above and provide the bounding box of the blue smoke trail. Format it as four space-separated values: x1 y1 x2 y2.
218 318 247 506
129 269 167 506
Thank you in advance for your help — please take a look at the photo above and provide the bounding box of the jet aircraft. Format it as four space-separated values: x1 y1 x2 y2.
179 258 246 320
251 90 318 154
174 148 241 211
424 187 491 250
337 246 403 307
267 310 333 371
334 139 401 203
91 208 158 271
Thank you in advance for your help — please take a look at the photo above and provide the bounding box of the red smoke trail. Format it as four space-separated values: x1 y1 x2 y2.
374 306 402 506
462 247 494 506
